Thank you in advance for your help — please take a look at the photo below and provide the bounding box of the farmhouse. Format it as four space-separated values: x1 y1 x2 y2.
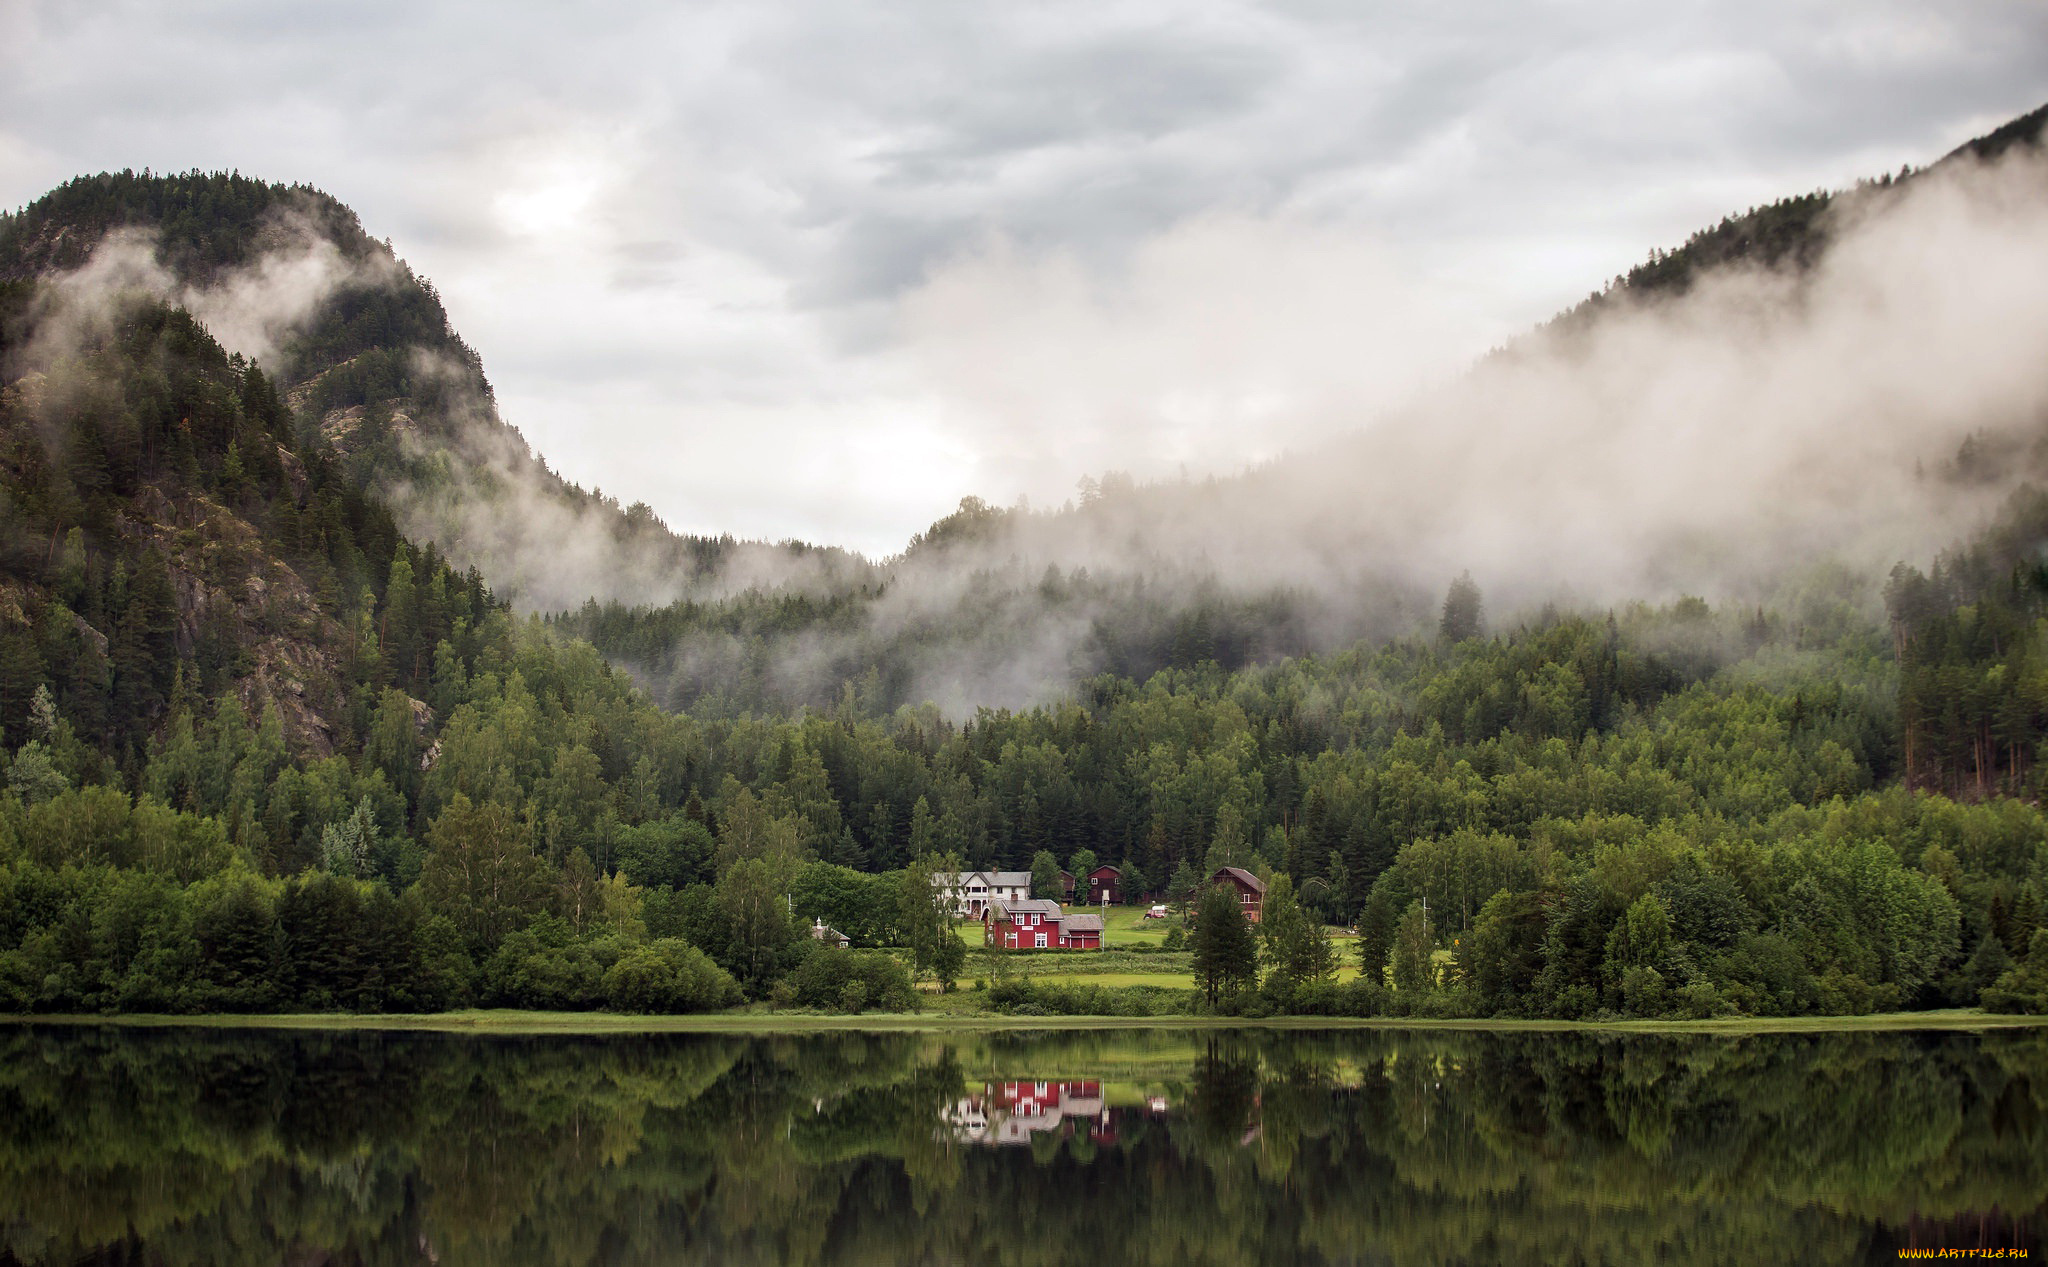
933 870 1031 917
1210 866 1267 924
984 899 1104 949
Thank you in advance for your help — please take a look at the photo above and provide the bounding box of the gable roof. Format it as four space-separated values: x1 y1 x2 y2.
1088 864 1121 878
1212 866 1267 894
1064 914 1104 932
935 871 1034 887
989 898 1065 921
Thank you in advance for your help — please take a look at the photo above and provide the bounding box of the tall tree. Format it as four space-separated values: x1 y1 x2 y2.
418 794 549 957
1030 849 1063 901
1190 882 1257 1006
1439 572 1485 644
1260 874 1333 992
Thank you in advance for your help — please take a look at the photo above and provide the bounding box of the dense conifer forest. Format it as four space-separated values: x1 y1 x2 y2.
0 114 2046 1021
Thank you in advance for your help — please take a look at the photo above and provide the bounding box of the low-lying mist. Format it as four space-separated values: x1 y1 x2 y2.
22 125 2048 718
564 126 2048 715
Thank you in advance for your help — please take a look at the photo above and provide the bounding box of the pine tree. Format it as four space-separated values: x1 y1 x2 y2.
1190 882 1257 1006
1439 572 1485 644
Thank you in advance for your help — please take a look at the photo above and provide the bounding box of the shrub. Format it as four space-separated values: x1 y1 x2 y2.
602 938 742 1013
789 948 916 1013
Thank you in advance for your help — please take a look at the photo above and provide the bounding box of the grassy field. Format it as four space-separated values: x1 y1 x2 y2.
953 904 1176 949
4 1008 2042 1035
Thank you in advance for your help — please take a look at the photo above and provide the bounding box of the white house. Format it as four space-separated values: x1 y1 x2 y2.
932 870 1032 917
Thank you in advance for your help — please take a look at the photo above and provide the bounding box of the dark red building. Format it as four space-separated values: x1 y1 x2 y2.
1210 866 1267 924
1086 865 1123 905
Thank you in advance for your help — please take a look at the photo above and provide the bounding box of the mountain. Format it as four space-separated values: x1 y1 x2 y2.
0 171 868 613
0 268 501 766
556 100 2048 715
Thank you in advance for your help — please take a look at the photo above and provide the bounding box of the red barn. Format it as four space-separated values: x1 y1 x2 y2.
1086 865 1122 905
1210 866 1267 924
984 899 1103 949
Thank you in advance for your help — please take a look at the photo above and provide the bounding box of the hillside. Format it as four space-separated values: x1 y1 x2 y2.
0 172 868 611
553 101 2048 716
0 274 501 771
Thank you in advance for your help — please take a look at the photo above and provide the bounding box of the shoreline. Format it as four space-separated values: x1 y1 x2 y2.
3 1008 2043 1036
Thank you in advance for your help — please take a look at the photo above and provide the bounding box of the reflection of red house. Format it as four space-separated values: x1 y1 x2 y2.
1210 867 1267 924
943 1080 1120 1146
984 899 1104 949
1086 865 1122 905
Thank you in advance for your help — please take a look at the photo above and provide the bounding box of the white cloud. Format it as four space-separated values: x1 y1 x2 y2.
2 0 2045 555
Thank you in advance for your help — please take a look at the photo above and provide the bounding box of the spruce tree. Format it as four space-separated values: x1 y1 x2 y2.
1190 882 1257 1006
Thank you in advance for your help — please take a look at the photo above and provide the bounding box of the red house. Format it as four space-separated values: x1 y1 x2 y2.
1086 865 1122 905
1210 867 1267 924
984 899 1104 949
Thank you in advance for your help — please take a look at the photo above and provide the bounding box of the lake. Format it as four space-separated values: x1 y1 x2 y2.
0 1023 2040 1264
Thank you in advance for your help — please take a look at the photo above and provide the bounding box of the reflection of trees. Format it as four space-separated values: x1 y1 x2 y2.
0 1027 2041 1266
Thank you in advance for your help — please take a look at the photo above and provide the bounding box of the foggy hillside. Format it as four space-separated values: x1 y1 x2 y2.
5 105 2048 718
560 102 2048 715
0 172 870 611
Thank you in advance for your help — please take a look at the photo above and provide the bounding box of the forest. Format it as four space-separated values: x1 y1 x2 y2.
0 164 2046 1021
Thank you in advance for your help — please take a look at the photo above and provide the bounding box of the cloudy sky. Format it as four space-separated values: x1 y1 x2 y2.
2 1 2044 556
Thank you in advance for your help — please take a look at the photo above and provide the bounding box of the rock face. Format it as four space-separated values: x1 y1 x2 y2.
133 490 346 757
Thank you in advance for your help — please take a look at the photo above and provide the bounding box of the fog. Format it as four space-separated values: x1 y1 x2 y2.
722 131 2048 711
21 122 2048 714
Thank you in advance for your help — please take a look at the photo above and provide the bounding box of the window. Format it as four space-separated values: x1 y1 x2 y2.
1035 934 1047 948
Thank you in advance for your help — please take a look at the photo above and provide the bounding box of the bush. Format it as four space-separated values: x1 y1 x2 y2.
789 948 916 1013
979 977 1192 1017
1981 931 2048 1015
603 938 742 1013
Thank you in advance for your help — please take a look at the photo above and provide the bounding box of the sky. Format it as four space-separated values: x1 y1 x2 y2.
2 0 2045 557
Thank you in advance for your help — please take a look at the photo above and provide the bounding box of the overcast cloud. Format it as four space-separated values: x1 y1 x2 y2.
2 0 2044 555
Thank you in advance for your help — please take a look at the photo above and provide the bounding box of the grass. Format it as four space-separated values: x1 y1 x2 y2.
953 904 1176 950
5 1008 2042 1036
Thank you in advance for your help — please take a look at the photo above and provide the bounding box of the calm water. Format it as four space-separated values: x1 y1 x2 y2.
0 1024 2041 1265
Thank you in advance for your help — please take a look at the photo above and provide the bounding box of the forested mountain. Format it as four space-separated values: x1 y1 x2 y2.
552 101 2048 717
0 107 2043 1020
0 171 868 611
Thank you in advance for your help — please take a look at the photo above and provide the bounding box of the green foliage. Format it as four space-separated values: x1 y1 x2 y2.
1260 874 1333 994
602 937 741 1012
789 946 916 1013
1030 849 1062 900
1189 882 1257 1006
1982 930 2048 1014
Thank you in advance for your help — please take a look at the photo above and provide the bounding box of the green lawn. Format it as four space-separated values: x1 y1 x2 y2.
952 903 1176 948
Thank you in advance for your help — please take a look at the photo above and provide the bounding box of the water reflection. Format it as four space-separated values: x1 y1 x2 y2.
0 1025 2040 1265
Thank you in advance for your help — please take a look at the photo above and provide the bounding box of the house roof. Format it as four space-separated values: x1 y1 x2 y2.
1213 866 1267 894
989 898 1065 921
935 871 1033 887
1088 864 1121 878
1064 914 1104 932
